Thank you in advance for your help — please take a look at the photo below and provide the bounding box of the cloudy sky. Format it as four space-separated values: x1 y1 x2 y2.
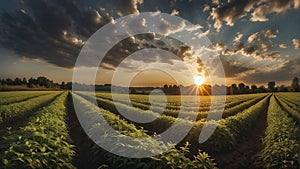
0 0 299 87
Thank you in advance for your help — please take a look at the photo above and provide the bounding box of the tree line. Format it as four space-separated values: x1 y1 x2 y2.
159 77 299 95
0 76 299 94
226 77 299 95
0 76 71 90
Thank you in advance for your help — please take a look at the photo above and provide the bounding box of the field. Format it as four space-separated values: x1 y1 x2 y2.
0 91 299 169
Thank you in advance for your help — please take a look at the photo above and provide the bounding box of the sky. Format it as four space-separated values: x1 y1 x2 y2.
0 0 299 87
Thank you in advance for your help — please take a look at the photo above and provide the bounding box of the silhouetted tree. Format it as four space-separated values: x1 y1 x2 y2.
245 85 250 94
291 77 299 92
238 83 245 94
278 85 288 92
61 82 67 89
251 85 258 93
258 86 267 93
13 78 22 85
268 81 276 92
230 84 238 94
5 78 13 85
22 77 27 85
66 82 72 90
130 88 137 94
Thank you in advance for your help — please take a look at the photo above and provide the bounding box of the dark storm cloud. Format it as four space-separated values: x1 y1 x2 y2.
101 34 199 70
220 57 253 77
211 0 299 30
0 0 204 70
99 0 143 16
0 0 105 68
239 58 300 84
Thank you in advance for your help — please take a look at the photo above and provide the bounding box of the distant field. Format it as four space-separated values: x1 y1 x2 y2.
0 91 299 169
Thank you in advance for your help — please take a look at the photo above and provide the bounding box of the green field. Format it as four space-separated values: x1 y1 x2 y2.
0 91 299 169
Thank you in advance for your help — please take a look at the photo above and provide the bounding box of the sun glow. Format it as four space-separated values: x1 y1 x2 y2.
193 76 205 86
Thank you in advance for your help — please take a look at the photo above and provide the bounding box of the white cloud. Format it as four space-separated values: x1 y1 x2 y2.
292 38 300 49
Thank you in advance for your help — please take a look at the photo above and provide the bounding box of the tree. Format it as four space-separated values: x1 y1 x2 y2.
238 83 245 94
251 85 258 93
22 77 27 85
61 82 67 89
278 85 288 92
230 84 238 95
258 86 267 93
291 77 299 92
268 81 276 92
130 88 137 94
245 85 250 94
28 77 34 88
13 78 22 85
5 78 13 85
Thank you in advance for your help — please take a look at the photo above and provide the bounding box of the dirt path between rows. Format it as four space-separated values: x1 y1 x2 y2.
212 97 270 169
66 93 94 169
66 93 110 169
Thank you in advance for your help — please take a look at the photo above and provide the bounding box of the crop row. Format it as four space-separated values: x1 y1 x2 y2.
71 93 218 169
96 93 263 113
276 92 300 104
0 92 76 168
77 92 270 153
185 95 271 153
96 92 266 110
78 92 267 123
275 94 300 120
75 92 180 134
0 91 43 99
276 94 299 112
0 92 62 127
0 91 53 105
260 95 299 169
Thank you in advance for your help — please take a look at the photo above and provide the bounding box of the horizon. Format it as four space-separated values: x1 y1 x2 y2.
1 75 297 89
0 0 299 87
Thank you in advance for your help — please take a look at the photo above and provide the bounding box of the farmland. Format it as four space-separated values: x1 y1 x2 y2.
0 91 299 169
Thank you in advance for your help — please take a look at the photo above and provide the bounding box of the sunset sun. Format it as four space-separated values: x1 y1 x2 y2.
193 76 205 86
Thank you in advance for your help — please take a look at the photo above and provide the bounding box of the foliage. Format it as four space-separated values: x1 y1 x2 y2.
0 91 51 105
0 92 62 127
0 92 75 168
260 95 299 169
275 94 300 120
72 93 217 169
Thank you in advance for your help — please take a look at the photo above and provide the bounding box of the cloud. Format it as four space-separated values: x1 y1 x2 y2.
212 0 220 5
279 44 287 49
214 29 279 60
210 0 299 30
0 0 146 69
210 0 259 30
171 9 179 16
236 58 300 84
114 0 143 15
209 28 288 78
234 32 243 43
202 5 210 12
250 0 299 22
220 58 253 77
247 29 278 43
292 38 300 49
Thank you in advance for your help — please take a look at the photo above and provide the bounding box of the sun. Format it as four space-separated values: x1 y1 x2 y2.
193 76 205 86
